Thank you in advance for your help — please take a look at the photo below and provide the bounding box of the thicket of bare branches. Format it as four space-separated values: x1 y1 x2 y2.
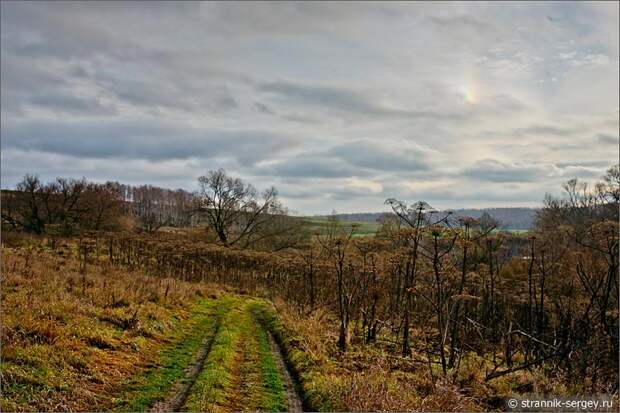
107 182 196 232
2 170 303 249
1 175 123 235
3 165 618 394
0 176 201 234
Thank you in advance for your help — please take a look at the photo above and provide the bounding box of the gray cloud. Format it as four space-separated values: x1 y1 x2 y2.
463 160 556 183
29 91 117 115
383 182 549 205
428 14 495 40
597 133 619 145
253 101 321 124
96 76 241 114
258 80 462 121
254 102 274 114
259 156 366 179
255 138 432 180
327 140 430 172
555 160 612 168
513 124 582 137
461 160 610 185
2 119 298 164
1 1 618 213
259 81 401 116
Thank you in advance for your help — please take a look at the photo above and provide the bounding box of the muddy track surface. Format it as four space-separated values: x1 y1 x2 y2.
266 330 304 412
150 318 223 412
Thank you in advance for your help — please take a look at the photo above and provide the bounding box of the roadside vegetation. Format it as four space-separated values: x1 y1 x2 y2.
0 242 214 411
0 242 292 412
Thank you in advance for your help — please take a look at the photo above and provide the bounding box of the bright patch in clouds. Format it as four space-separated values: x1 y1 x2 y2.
345 178 383 195
1 2 618 214
463 85 478 104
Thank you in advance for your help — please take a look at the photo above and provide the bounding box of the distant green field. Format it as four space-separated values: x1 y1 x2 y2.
503 229 531 235
300 218 379 237
299 217 530 238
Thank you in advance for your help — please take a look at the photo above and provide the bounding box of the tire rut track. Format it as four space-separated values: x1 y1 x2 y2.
150 316 223 412
150 299 304 412
223 319 262 412
266 329 303 412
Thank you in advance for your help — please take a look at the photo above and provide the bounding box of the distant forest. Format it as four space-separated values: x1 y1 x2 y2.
316 208 538 230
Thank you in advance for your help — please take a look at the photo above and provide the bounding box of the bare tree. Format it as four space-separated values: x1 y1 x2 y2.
131 185 169 232
196 169 280 247
2 174 46 234
85 182 123 231
385 199 436 356
447 216 496 368
1 175 123 234
317 213 357 351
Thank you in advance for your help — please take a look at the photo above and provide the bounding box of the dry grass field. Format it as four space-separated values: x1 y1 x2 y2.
3 235 605 412
1 240 215 411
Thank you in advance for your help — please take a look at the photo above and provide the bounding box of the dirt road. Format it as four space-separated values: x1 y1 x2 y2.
128 297 303 412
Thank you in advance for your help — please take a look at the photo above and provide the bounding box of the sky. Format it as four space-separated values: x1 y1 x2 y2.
1 1 618 215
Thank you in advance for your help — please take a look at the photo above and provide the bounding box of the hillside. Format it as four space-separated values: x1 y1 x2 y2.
314 207 538 231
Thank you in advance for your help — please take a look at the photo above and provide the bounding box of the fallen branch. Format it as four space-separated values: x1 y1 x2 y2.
485 352 556 381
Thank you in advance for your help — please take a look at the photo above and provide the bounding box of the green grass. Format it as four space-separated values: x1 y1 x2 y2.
114 298 232 411
184 299 244 412
185 298 288 412
252 303 318 410
301 218 379 237
111 296 289 412
504 229 531 234
253 304 287 412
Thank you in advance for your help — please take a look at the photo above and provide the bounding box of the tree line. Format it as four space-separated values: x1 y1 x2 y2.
2 169 307 251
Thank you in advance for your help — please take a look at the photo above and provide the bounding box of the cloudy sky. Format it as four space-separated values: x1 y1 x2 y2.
1 2 618 214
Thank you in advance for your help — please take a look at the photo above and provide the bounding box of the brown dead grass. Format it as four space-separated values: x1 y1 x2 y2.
0 240 216 412
267 298 484 411
268 299 618 411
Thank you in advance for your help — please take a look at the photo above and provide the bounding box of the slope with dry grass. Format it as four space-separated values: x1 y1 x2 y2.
255 299 594 412
1 240 298 412
0 242 224 411
0 241 498 412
